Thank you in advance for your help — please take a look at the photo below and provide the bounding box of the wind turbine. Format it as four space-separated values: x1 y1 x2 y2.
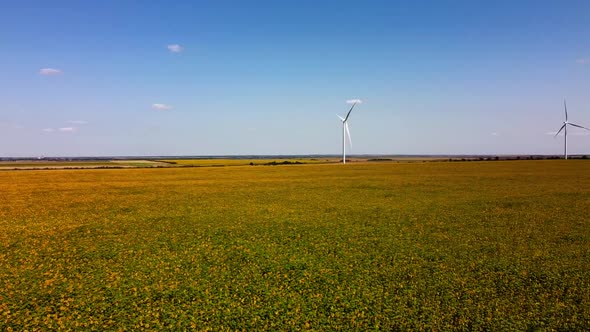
338 101 358 164
554 99 590 159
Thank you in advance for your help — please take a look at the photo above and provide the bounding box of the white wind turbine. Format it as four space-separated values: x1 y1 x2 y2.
554 99 590 159
337 100 359 164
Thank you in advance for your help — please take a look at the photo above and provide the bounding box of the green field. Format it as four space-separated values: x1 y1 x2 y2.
1 161 589 330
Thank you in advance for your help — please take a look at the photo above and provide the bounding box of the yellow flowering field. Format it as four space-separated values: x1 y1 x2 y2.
1 161 589 330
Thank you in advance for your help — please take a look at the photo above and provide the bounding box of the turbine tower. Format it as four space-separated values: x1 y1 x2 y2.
338 101 357 164
554 99 590 159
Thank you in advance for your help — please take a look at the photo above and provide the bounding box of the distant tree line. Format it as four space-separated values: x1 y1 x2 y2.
448 155 588 162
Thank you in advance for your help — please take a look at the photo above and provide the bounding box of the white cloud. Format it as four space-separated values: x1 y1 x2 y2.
491 132 499 136
576 58 590 64
39 68 62 75
152 103 173 110
346 99 363 104
58 127 77 132
42 128 55 132
67 120 88 125
167 44 184 53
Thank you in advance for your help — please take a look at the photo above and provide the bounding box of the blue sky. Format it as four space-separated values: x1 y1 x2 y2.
1 0 590 157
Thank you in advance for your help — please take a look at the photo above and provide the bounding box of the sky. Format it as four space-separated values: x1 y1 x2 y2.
1 0 590 157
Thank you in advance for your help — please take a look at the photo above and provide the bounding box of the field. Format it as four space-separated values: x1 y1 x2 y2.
0 158 338 170
0 160 168 170
1 161 589 330
160 158 337 166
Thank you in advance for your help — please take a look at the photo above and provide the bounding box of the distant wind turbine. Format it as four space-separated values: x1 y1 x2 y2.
554 99 590 159
338 101 359 164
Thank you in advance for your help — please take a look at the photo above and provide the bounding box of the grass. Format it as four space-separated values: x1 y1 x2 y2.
1 160 589 330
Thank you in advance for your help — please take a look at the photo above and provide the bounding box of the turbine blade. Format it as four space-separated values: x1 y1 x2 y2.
344 102 356 122
345 122 352 148
564 99 568 121
337 115 345 121
555 124 566 137
569 123 590 131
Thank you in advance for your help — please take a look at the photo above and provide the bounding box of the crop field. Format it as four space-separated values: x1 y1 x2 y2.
160 158 336 167
0 160 168 170
1 160 589 330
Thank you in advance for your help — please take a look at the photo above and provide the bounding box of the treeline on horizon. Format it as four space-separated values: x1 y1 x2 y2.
1 155 589 162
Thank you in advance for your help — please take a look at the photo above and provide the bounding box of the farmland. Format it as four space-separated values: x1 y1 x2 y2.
1 160 589 330
159 158 335 167
0 160 169 170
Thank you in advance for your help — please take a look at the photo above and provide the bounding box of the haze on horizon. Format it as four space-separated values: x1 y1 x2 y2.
1 1 590 157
